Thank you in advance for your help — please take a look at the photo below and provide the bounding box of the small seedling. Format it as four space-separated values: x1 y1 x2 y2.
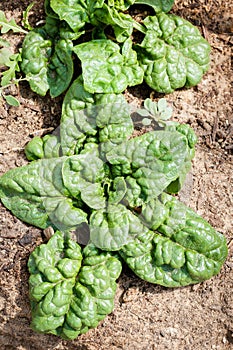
137 98 173 126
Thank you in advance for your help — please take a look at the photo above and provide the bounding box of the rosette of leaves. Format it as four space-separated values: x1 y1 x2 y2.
0 95 197 251
28 230 122 339
0 95 228 340
137 98 173 127
19 0 210 96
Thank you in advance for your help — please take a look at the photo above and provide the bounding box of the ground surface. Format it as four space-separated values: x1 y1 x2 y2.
0 1 232 349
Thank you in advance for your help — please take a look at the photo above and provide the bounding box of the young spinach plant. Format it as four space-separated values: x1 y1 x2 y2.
19 0 211 97
0 95 228 339
0 0 227 342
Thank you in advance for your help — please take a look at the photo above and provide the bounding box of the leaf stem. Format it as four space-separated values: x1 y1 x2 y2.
133 21 146 34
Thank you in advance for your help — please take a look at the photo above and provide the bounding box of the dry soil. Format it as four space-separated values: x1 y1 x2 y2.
0 1 232 349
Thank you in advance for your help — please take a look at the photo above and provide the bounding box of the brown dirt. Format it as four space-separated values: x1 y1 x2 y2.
0 1 232 349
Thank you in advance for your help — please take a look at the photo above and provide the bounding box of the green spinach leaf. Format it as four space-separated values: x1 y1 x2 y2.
90 203 148 250
0 150 109 228
50 0 104 32
21 30 73 97
120 193 228 286
136 13 211 93
28 231 122 339
135 0 174 13
60 76 133 156
92 3 134 42
106 123 197 206
73 39 144 93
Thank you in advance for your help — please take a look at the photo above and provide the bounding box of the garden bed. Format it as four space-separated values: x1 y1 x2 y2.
0 1 232 349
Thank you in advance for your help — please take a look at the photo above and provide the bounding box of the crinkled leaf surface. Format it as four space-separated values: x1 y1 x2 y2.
47 39 74 98
20 30 51 96
0 154 110 229
106 124 197 206
60 76 133 156
73 39 144 93
25 135 61 161
136 13 211 93
43 11 84 41
94 93 134 155
50 0 104 32
60 76 96 155
0 87 134 238
89 203 147 251
21 30 73 97
62 154 106 209
120 193 228 287
28 231 122 339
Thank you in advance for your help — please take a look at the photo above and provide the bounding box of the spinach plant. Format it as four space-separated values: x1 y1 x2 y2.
0 95 228 339
0 1 227 342
19 0 211 97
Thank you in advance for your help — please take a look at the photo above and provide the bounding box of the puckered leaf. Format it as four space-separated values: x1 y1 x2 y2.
106 124 197 206
136 13 211 93
60 76 96 155
94 93 134 156
25 135 61 160
0 156 91 230
108 177 127 204
20 30 51 96
50 0 104 32
48 39 74 98
28 231 122 339
120 193 228 287
73 39 144 93
20 30 73 97
89 204 147 251
60 76 133 156
62 154 106 209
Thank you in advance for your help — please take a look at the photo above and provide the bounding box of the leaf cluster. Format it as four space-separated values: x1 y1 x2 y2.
0 0 227 342
0 92 228 340
28 231 122 339
0 95 228 339
19 0 211 98
0 90 226 278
